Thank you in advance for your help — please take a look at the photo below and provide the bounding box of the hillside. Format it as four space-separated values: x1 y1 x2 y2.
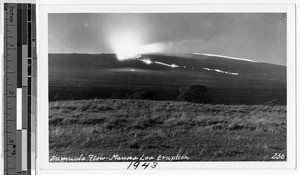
49 99 286 162
49 53 286 104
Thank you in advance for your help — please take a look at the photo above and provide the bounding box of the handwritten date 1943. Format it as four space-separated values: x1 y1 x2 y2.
127 161 158 170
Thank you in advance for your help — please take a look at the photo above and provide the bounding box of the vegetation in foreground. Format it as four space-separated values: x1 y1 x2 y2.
49 99 286 162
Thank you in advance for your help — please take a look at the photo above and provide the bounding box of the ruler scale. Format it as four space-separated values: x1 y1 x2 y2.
3 3 36 175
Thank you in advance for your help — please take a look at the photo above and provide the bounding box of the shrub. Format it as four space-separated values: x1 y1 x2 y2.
177 84 207 103
111 92 124 99
126 91 152 100
111 91 152 100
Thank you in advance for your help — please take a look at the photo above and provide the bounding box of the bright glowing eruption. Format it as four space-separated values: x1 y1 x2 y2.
110 32 165 61
110 33 141 61
140 59 153 65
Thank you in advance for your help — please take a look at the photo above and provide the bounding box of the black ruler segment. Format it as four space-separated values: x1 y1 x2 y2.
22 4 27 45
28 4 31 21
4 3 36 175
28 23 31 58
28 59 31 76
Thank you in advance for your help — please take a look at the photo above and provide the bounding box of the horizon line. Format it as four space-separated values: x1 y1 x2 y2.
48 52 286 66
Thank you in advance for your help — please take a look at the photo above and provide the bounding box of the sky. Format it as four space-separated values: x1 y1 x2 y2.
49 13 286 65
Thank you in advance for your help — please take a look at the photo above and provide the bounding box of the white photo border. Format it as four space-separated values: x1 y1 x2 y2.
37 2 297 174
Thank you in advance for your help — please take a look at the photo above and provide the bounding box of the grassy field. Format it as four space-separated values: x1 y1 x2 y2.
49 99 286 162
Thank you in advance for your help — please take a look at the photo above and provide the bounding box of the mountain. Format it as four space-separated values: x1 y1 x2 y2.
49 53 286 104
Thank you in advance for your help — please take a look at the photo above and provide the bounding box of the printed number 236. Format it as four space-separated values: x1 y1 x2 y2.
271 153 285 160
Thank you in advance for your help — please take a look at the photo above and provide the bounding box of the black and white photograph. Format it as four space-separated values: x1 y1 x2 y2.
47 12 288 163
